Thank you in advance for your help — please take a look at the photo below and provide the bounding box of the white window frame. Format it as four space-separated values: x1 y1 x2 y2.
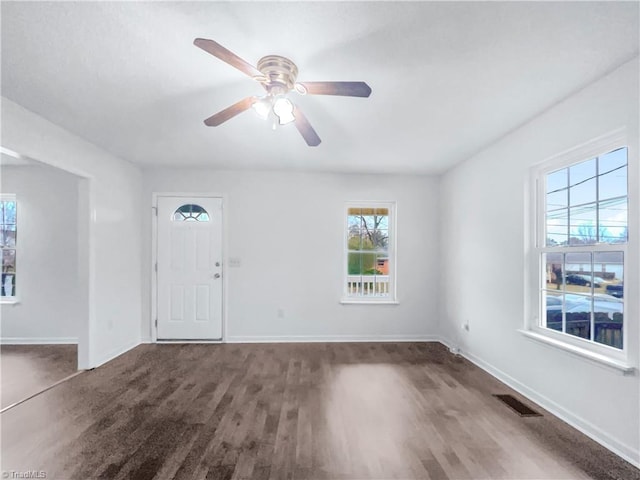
341 201 398 304
524 130 634 370
1 193 18 304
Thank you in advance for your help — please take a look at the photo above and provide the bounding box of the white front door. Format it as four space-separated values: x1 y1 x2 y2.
156 196 223 340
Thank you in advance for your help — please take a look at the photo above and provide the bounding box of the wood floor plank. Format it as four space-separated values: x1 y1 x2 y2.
1 342 638 480
0 344 77 408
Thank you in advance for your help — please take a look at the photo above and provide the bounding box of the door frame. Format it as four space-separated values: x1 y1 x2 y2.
151 192 228 343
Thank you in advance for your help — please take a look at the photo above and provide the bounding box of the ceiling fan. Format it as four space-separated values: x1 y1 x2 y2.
194 38 372 147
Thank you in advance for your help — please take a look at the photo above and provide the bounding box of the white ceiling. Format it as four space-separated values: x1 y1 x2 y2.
1 2 638 175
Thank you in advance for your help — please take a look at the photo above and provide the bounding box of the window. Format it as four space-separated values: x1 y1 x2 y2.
532 137 629 360
1 194 17 300
343 202 396 303
173 204 210 222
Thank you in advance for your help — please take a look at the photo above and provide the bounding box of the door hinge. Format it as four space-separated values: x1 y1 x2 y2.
155 318 158 328
155 262 158 273
152 206 158 216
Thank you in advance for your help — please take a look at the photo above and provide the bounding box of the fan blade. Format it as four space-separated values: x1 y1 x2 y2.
204 97 257 127
194 38 262 78
293 105 321 147
298 81 372 98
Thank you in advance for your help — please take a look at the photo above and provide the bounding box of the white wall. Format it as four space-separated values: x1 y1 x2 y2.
439 57 639 465
1 165 81 342
142 170 439 342
1 98 143 368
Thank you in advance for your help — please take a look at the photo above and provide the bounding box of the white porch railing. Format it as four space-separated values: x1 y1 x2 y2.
346 275 389 296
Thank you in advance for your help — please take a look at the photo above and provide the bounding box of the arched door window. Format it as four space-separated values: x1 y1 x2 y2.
172 204 210 222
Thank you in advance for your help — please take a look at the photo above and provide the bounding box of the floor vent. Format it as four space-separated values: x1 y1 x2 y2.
493 394 542 417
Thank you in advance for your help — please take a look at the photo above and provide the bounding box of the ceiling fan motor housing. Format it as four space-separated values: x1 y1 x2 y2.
257 55 299 94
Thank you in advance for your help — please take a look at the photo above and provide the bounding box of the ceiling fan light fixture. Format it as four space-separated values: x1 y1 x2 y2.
273 97 295 125
252 97 272 120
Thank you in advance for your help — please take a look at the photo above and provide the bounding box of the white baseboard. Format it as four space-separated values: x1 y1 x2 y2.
435 335 456 352
92 340 140 368
226 334 440 343
1 337 78 345
439 336 640 469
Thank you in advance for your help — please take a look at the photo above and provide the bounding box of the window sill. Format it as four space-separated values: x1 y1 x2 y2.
340 298 399 305
0 298 19 305
518 329 635 374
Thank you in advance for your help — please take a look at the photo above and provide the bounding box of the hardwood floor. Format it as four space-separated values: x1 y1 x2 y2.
0 344 77 409
1 342 638 479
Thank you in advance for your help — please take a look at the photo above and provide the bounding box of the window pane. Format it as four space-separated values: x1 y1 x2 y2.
547 189 567 211
348 214 361 230
2 249 16 272
2 225 16 248
598 198 627 244
565 295 591 340
347 228 362 250
361 253 377 275
594 251 624 297
348 252 378 276
361 215 376 232
375 254 389 275
370 229 388 251
347 252 363 275
569 204 597 245
346 274 362 295
546 208 568 246
543 253 564 291
3 201 16 224
598 166 627 201
543 290 563 331
375 211 389 229
348 252 379 275
594 296 623 349
1 272 15 297
547 168 568 193
565 294 591 341
569 178 596 206
360 231 375 250
570 158 596 186
565 252 592 293
593 250 624 348
173 204 209 222
599 147 627 174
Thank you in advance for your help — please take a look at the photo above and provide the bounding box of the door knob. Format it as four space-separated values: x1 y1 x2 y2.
214 273 221 279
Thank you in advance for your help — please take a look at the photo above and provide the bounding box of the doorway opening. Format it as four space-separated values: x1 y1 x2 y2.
0 147 92 409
